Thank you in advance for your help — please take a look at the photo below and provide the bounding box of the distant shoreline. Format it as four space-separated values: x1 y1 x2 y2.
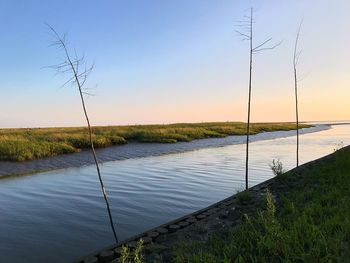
306 121 350 126
0 124 331 179
0 122 311 162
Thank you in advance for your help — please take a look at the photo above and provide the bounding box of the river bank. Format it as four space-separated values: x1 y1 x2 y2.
78 144 350 263
0 125 327 178
0 122 311 162
1 124 348 263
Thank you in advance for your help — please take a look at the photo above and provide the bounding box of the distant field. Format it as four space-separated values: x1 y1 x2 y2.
0 122 310 161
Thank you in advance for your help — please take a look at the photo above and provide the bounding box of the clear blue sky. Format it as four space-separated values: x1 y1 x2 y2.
0 1 349 128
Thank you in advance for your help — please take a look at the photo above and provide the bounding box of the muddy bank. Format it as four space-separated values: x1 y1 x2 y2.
0 125 328 178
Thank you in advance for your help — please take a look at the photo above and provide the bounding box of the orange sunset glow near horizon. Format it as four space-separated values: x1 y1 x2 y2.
0 1 349 128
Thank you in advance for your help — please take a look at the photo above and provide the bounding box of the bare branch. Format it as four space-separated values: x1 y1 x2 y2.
295 49 302 65
253 38 272 50
243 15 252 20
82 91 96 96
235 30 250 40
46 24 119 244
59 75 76 88
293 19 303 66
253 40 283 53
235 20 251 24
297 71 310 82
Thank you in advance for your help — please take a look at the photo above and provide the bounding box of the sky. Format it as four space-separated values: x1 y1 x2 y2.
0 0 349 128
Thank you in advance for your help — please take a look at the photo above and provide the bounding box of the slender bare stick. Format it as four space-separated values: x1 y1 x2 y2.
47 25 119 244
245 8 253 191
293 20 303 168
236 8 281 190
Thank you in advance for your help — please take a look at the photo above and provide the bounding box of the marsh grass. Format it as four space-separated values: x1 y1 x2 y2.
175 147 350 262
0 122 310 161
118 239 144 263
236 190 253 205
270 159 285 177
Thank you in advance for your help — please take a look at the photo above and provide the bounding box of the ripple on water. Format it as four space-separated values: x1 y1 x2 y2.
0 124 349 263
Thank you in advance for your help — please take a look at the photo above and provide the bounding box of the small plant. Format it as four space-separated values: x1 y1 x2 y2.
134 239 144 263
119 245 130 263
269 159 285 177
265 189 276 217
118 239 144 263
236 190 253 204
333 141 344 152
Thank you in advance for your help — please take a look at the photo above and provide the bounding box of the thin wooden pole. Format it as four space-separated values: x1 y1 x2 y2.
245 7 253 190
48 26 119 244
293 21 302 168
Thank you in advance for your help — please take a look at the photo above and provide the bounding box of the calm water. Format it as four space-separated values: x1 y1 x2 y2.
0 124 349 263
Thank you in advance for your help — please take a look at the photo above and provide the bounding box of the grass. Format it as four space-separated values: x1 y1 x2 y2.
118 239 144 263
269 159 286 177
175 146 350 262
236 190 253 205
0 122 310 161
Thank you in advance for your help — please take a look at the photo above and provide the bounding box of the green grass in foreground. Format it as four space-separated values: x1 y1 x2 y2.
175 147 350 262
0 122 310 161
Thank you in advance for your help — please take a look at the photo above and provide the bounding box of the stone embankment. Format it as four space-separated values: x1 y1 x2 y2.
76 148 335 263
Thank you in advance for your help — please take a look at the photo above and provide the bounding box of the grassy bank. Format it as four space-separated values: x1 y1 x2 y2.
175 146 350 262
0 122 310 161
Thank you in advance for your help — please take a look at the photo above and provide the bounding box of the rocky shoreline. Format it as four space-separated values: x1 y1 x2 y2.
75 146 338 263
